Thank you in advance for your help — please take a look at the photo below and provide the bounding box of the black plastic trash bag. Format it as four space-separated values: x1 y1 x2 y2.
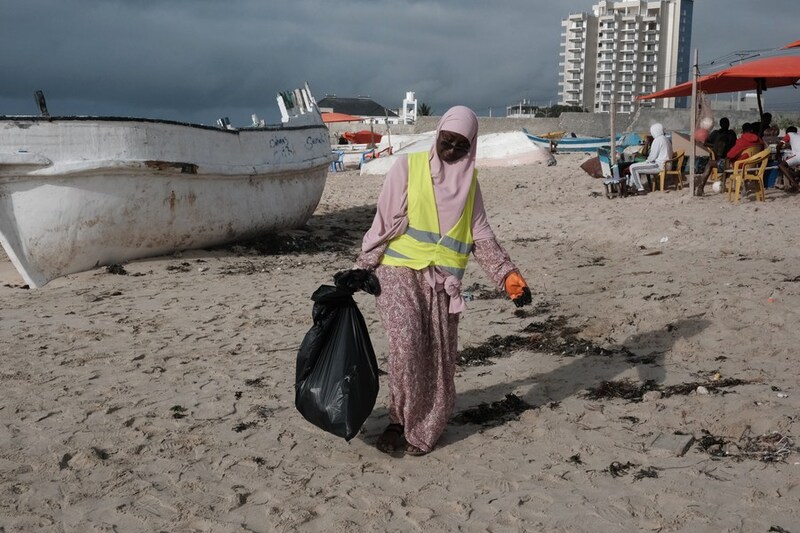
295 284 380 441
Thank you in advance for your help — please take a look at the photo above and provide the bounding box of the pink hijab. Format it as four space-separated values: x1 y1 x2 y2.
427 105 480 235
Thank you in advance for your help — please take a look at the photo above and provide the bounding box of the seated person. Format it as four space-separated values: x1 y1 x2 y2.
627 123 672 194
707 117 738 163
727 122 766 162
631 135 654 163
695 117 739 195
777 126 800 192
695 117 736 192
759 112 781 145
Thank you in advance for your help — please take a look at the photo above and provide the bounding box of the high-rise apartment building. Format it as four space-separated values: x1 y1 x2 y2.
558 0 693 113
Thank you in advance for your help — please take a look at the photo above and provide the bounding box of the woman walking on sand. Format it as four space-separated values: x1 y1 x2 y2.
336 106 532 456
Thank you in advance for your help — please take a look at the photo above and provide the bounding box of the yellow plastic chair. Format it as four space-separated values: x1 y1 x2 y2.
729 148 771 204
650 150 685 192
725 146 762 200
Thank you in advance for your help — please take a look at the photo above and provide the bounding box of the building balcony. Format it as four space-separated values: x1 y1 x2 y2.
567 56 583 62
567 66 581 73
568 46 583 52
566 88 581 94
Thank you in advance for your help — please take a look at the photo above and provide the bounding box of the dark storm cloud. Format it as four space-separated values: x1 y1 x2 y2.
1 0 798 125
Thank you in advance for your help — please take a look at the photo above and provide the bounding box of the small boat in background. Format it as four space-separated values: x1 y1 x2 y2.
343 130 382 145
523 128 623 153
0 83 332 288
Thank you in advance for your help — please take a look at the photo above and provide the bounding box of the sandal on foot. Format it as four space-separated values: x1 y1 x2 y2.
376 423 405 455
404 443 429 457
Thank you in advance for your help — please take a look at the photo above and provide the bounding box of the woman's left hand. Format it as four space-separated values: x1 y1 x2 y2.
504 272 532 307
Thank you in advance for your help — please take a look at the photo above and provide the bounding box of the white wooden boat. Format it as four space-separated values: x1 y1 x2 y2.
523 128 623 153
0 84 332 287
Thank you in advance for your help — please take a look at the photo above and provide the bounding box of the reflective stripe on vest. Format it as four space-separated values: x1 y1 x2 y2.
380 151 477 278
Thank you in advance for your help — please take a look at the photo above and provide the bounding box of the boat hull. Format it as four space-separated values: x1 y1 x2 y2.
524 130 621 153
0 117 331 287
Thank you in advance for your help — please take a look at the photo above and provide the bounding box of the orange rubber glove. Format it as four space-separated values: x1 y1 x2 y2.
504 271 532 307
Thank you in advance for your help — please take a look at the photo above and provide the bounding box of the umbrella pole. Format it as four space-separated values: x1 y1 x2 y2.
757 82 764 119
610 93 616 166
689 48 698 196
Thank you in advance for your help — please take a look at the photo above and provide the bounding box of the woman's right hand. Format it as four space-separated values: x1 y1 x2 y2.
333 269 381 296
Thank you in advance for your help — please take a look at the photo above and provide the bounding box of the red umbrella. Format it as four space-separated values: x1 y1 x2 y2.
782 39 800 50
638 55 800 100
637 55 800 115
321 112 363 123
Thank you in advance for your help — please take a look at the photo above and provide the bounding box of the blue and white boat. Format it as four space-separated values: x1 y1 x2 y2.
523 128 624 153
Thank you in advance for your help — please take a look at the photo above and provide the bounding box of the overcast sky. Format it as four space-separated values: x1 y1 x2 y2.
1 0 798 125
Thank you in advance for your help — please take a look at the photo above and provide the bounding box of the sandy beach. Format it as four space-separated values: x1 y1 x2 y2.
1 153 799 532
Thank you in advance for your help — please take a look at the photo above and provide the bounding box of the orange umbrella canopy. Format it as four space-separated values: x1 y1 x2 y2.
637 55 800 100
782 39 800 50
321 112 363 123
343 130 382 144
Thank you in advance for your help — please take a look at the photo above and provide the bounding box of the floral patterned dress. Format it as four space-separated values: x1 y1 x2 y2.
357 239 517 452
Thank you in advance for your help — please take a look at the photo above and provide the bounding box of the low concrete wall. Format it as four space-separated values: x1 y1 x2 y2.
327 110 800 143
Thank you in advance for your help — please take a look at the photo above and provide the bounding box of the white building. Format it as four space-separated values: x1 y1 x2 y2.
558 0 693 114
400 92 418 124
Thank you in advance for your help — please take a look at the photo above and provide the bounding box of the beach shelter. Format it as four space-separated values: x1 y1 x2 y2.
321 112 363 124
782 39 800 50
637 55 800 116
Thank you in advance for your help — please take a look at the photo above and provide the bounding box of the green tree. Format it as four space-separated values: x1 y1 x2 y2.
540 105 586 117
418 102 432 116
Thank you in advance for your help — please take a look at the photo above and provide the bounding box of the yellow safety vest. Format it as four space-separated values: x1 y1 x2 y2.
381 151 477 278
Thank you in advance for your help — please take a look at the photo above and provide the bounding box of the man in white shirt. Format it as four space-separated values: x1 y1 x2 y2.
627 123 673 194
